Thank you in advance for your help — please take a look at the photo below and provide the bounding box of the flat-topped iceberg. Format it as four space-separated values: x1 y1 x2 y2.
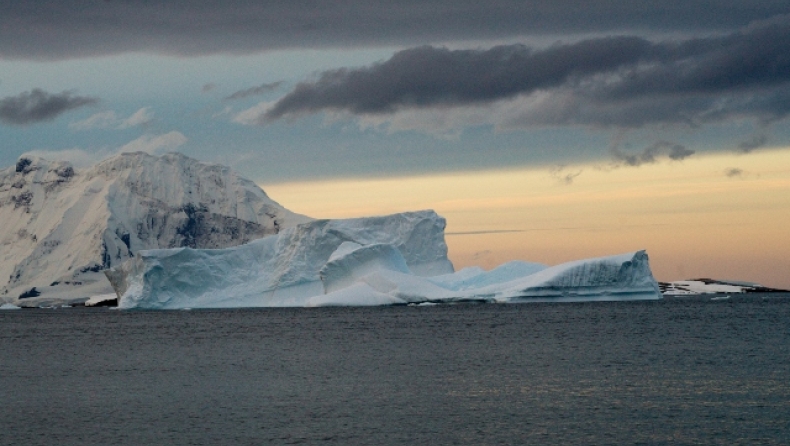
107 210 455 308
106 210 661 309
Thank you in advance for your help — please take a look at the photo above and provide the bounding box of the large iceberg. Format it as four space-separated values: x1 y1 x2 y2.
0 152 308 306
107 210 455 308
107 210 661 309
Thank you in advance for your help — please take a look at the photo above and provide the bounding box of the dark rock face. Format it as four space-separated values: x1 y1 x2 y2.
18 287 40 299
173 204 277 249
15 158 32 173
11 191 33 210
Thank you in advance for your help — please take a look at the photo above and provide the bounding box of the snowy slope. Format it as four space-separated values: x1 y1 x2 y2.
0 152 310 305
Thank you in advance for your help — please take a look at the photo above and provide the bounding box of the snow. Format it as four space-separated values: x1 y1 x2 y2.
428 260 547 291
84 293 118 307
307 283 406 307
107 208 660 308
0 152 310 305
108 210 455 309
320 242 411 294
480 251 660 302
664 280 751 294
3 152 663 309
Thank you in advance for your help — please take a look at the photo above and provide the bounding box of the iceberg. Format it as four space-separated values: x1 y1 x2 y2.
107 210 661 309
107 210 455 309
0 152 309 306
469 250 661 302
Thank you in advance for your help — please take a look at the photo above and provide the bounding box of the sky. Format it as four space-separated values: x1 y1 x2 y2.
1 1 789 288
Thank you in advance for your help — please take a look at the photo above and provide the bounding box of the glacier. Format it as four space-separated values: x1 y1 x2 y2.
107 210 662 309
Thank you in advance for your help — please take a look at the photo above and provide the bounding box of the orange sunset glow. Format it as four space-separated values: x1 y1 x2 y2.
265 148 790 289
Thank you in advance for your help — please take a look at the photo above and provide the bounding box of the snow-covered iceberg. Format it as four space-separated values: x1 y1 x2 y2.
107 210 455 309
1 152 309 306
107 210 661 309
310 247 660 306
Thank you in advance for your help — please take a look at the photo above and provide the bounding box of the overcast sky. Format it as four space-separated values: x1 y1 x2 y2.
2 1 790 285
0 1 788 180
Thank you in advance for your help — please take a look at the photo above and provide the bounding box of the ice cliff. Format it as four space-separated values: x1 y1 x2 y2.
107 209 661 309
107 210 455 309
0 152 310 305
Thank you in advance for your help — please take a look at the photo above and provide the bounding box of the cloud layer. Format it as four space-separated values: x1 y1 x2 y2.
224 82 283 101
0 89 97 125
2 2 788 59
69 108 154 130
610 141 695 167
259 16 790 130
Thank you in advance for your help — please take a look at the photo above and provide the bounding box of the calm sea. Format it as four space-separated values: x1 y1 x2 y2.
2 294 789 445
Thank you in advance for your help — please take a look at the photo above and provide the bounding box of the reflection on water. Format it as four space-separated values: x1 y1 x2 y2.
2 294 789 445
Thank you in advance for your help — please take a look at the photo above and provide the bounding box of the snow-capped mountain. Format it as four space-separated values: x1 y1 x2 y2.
0 152 311 305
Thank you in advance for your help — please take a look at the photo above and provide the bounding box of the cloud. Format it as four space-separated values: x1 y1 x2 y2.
725 167 744 177
118 131 187 155
202 83 217 93
68 110 118 130
611 141 695 167
224 82 283 101
549 165 583 185
2 2 788 59
232 101 275 126
264 39 655 119
0 89 97 125
118 107 154 129
20 147 113 168
446 230 525 236
738 134 768 152
471 250 491 261
70 107 154 130
21 131 188 167
262 17 790 130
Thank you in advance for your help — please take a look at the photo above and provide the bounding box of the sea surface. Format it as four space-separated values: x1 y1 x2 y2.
2 294 789 445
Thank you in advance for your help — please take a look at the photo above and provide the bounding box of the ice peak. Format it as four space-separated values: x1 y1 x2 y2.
0 152 311 306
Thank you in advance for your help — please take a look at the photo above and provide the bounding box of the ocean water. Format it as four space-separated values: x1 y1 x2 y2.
2 294 789 445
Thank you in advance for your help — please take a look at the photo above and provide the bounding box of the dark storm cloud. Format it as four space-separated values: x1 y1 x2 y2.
265 37 655 118
1 1 788 59
611 141 694 167
738 135 768 152
224 82 283 101
0 89 98 125
264 16 790 128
